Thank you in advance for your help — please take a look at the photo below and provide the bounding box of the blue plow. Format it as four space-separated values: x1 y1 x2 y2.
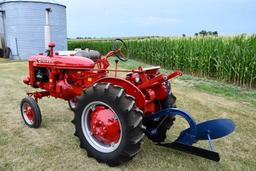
143 108 235 161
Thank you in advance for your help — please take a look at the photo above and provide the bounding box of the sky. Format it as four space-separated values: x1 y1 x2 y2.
57 0 256 38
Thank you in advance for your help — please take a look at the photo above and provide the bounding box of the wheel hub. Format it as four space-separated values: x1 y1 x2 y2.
23 103 35 124
90 106 121 145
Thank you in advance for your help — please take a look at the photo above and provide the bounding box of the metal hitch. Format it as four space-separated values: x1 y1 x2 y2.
143 108 235 161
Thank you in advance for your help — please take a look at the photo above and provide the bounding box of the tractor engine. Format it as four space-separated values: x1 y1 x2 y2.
23 52 104 100
34 67 50 82
28 69 103 100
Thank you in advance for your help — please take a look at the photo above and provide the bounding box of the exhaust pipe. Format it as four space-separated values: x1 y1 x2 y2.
45 8 52 50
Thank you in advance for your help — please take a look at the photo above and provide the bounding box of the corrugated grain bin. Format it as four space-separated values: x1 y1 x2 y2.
0 0 67 60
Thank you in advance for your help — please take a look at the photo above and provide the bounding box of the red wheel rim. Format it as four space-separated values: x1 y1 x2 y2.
22 103 35 125
81 101 122 153
90 105 121 145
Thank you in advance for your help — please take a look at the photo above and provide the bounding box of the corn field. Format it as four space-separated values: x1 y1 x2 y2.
68 35 256 88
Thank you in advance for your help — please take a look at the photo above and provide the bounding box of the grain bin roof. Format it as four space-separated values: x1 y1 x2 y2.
0 0 65 7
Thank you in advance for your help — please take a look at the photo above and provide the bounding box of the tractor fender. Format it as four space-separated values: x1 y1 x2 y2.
95 77 146 110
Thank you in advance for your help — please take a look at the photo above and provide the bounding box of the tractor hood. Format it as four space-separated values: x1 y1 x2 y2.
53 55 95 68
30 55 95 69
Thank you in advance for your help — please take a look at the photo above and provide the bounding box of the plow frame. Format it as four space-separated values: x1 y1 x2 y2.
143 108 235 161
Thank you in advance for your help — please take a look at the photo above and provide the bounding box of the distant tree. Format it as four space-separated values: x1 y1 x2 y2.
213 31 218 36
241 33 247 38
199 30 207 36
182 34 186 37
195 30 218 37
207 31 213 35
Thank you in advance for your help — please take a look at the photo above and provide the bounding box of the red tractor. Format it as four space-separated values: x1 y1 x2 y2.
21 39 235 166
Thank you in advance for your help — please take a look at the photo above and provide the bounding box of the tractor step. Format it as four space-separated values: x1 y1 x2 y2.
158 142 220 162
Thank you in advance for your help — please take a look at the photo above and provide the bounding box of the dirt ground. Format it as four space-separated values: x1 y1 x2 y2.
0 60 256 171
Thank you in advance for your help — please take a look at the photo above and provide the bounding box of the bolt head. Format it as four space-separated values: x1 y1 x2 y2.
163 75 168 80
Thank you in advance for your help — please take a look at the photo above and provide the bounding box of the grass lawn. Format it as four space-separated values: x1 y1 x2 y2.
0 59 256 171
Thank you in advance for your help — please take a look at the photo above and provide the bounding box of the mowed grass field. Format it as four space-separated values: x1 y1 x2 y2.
0 59 256 171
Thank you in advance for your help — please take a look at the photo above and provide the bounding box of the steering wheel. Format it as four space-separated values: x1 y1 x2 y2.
112 38 129 61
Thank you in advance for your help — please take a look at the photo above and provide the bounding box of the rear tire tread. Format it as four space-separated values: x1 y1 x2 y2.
74 82 144 166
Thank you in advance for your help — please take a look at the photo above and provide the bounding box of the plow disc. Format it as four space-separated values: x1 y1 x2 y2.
144 108 235 161
195 119 235 140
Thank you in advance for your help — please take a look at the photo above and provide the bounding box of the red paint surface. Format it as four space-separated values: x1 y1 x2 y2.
90 106 121 144
24 105 34 123
23 42 183 116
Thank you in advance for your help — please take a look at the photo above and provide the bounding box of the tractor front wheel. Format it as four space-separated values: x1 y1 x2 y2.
75 83 144 166
20 96 42 128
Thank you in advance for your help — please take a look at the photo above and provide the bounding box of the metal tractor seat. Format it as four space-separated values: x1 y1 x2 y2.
75 50 100 62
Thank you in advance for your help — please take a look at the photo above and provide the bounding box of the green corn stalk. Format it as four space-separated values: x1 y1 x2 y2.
68 35 256 88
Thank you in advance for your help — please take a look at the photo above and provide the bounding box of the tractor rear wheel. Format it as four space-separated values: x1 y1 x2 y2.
74 83 144 166
20 96 42 128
